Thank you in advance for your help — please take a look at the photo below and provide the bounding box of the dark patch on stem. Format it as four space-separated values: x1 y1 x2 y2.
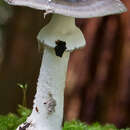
35 106 39 112
43 92 56 114
55 40 66 57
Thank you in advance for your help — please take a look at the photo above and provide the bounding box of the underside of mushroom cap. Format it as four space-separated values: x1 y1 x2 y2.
5 0 127 18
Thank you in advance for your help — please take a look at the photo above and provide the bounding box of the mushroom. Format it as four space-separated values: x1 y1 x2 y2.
4 0 127 130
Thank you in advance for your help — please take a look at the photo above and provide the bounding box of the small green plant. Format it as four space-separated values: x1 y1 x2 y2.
17 83 28 107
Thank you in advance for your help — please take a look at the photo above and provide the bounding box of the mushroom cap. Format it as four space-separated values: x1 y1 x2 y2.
5 0 127 18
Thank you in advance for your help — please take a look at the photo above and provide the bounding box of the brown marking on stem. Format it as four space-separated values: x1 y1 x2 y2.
35 106 39 112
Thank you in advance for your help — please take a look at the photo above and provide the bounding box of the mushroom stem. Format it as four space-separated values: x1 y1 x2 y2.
17 47 70 130
16 14 85 130
46 14 75 30
34 47 69 130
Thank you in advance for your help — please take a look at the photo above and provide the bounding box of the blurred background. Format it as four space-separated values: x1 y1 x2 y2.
0 0 129 129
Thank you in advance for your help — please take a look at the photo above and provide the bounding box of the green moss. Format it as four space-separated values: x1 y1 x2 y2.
0 105 31 130
0 106 129 130
63 121 129 130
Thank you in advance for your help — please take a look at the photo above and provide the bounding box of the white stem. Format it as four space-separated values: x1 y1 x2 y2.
17 46 70 130
47 14 75 30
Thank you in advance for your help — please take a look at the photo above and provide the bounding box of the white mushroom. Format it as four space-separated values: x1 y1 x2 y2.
4 0 127 130
17 13 86 130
